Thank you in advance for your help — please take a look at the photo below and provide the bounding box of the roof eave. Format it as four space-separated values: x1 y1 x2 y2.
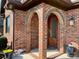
7 0 79 11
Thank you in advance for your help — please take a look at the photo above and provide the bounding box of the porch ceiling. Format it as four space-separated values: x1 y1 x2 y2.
8 0 79 11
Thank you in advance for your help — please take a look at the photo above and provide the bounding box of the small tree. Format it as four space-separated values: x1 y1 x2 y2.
0 37 8 51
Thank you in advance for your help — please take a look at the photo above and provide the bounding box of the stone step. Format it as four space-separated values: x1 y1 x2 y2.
55 54 73 59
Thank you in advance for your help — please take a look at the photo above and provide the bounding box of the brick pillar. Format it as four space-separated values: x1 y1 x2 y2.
60 39 64 53
39 18 47 59
59 28 65 53
26 25 31 52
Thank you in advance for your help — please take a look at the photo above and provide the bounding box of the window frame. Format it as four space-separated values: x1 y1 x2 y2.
6 16 10 33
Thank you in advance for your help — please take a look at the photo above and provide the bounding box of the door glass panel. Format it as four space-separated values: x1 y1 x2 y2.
50 16 57 38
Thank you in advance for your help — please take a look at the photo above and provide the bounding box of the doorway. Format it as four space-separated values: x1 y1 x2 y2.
47 14 59 50
30 13 39 49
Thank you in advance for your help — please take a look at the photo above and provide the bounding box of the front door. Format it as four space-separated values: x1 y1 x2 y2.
48 14 58 49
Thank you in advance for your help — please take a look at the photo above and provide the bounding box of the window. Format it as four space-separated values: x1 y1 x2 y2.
6 16 10 33
51 18 57 38
49 16 58 38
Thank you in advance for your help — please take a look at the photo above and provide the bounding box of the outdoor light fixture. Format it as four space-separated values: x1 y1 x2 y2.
7 3 14 10
69 16 75 26
71 0 79 3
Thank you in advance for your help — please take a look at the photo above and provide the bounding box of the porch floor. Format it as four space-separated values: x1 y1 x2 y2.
55 53 79 59
12 53 35 59
12 48 59 59
31 48 59 58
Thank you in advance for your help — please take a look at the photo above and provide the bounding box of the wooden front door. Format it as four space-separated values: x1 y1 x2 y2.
31 13 39 49
48 14 58 49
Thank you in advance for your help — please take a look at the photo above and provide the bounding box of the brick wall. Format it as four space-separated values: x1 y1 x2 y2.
13 3 67 54
4 10 14 47
6 3 79 54
14 10 27 50
4 2 79 58
66 9 79 50
31 13 39 49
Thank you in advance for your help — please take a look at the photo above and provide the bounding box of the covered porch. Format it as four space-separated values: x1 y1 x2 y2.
26 8 66 59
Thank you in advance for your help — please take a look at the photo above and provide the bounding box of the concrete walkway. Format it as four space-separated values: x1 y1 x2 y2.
12 53 35 59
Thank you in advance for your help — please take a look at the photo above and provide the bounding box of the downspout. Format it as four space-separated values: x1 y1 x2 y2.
13 10 15 51
71 0 79 3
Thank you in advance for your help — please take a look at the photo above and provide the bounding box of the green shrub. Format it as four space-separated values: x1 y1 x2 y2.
0 37 8 50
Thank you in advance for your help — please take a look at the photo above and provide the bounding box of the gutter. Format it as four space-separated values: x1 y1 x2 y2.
0 0 2 13
13 10 15 51
71 0 79 3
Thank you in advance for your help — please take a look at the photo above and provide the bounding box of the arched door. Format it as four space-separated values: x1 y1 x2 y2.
31 13 39 49
48 14 58 49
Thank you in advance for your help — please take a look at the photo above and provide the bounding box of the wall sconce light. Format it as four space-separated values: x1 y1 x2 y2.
7 3 14 10
69 16 75 26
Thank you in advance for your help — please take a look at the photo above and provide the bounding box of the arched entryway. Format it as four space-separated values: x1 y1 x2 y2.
27 8 65 59
47 13 59 50
30 13 39 49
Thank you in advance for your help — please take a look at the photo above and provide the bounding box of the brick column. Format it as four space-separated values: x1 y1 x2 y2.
39 17 47 59
59 26 65 53
60 39 64 53
26 25 31 52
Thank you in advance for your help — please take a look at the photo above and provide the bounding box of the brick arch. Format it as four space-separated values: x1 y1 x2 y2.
26 12 39 52
44 8 66 53
27 11 39 24
47 13 59 49
30 13 39 49
44 9 65 24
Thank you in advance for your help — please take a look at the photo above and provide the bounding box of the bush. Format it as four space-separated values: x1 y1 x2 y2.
0 37 8 51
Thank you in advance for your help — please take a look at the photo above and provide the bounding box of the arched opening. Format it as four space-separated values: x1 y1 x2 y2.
46 13 60 58
47 13 59 50
30 13 39 50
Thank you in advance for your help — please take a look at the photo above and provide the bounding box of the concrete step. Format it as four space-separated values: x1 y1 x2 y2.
55 53 79 59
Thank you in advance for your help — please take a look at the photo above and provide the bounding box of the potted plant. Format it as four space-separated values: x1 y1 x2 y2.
0 37 8 51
